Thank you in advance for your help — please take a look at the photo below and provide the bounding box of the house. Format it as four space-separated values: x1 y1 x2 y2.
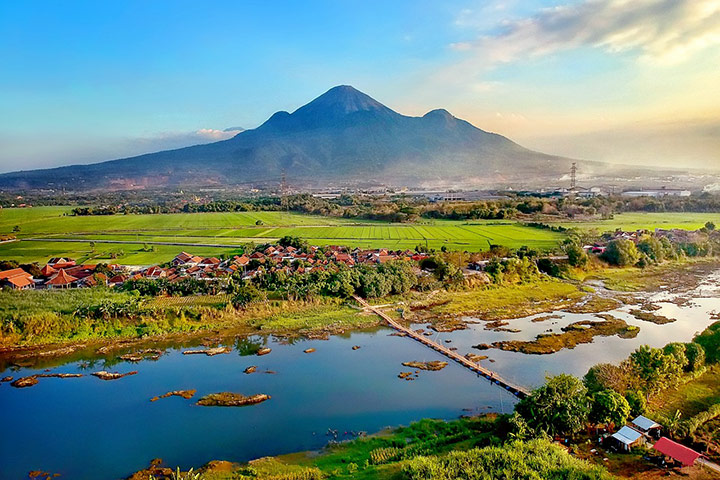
108 274 128 287
610 426 644 451
144 266 167 279
64 264 97 280
79 273 107 288
0 268 34 290
631 415 662 439
652 437 702 467
172 252 194 266
198 257 221 267
47 257 76 268
39 264 57 277
232 255 250 267
46 269 78 288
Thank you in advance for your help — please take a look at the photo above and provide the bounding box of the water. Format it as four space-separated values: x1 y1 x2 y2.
2 272 719 479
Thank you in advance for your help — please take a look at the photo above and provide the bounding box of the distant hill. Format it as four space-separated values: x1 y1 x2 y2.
0 85 596 190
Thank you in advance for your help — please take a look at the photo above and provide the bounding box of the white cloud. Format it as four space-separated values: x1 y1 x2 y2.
196 128 238 140
458 0 720 65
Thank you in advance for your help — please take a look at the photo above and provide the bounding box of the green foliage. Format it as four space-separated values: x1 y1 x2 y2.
694 321 720 364
663 343 689 371
624 390 647 417
679 403 720 439
401 439 613 480
515 374 589 436
637 235 665 263
601 239 640 267
629 345 683 394
684 342 706 372
565 243 589 268
231 282 265 308
369 447 402 465
590 390 631 426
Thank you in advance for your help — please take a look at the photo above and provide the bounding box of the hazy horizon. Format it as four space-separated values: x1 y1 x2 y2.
1 0 718 173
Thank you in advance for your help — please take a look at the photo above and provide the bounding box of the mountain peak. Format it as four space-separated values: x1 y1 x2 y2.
295 85 391 116
424 108 454 119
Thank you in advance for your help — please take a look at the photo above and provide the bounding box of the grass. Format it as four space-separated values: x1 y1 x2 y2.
649 365 720 419
554 212 720 232
251 304 377 333
581 259 720 292
177 417 612 480
0 207 565 264
413 280 585 320
0 288 373 349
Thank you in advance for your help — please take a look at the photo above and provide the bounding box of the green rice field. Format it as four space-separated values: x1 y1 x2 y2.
1 207 717 265
555 212 720 232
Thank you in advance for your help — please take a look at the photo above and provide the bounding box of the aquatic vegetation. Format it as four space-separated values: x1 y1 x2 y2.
196 393 271 407
490 315 639 354
628 309 676 324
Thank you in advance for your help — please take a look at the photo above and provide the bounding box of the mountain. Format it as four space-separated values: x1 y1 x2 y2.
0 85 592 190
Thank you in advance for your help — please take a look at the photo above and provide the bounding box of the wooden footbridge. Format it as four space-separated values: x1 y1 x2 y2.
354 296 530 399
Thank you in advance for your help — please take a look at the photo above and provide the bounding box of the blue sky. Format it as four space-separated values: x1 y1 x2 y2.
1 0 719 171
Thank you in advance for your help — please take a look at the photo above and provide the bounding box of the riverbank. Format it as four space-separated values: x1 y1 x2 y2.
2 259 718 368
126 416 612 480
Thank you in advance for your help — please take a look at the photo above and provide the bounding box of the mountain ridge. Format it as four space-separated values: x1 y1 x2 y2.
0 85 588 190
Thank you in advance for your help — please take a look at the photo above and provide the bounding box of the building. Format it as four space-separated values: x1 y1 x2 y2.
652 437 702 467
622 188 691 198
0 268 34 290
631 415 662 439
45 269 78 288
610 426 644 451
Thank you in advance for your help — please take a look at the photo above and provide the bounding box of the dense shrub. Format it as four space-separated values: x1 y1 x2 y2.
402 439 612 480
515 374 589 436
694 321 720 364
601 239 640 266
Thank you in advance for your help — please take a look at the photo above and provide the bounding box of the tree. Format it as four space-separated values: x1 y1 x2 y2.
12 225 20 232
694 322 720 364
231 282 264 308
684 342 705 372
565 243 589 268
590 390 631 427
601 239 640 266
515 374 589 436
705 221 716 231
629 345 683 394
19 263 42 277
637 236 664 263
0 259 19 270
584 363 632 394
624 390 647 417
663 343 688 371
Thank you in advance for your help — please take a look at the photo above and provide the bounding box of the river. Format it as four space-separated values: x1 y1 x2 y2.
1 271 719 479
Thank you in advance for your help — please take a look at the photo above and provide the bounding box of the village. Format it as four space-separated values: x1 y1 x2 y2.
0 244 431 291
0 226 714 292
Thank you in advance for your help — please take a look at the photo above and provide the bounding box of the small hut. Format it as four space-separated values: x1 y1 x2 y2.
610 426 644 452
631 415 663 439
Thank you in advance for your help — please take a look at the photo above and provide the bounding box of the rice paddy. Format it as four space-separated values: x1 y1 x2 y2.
2 207 717 265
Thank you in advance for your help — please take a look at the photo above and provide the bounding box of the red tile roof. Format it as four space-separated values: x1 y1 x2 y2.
40 264 57 276
0 268 29 280
47 269 78 286
5 275 34 288
653 437 701 466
